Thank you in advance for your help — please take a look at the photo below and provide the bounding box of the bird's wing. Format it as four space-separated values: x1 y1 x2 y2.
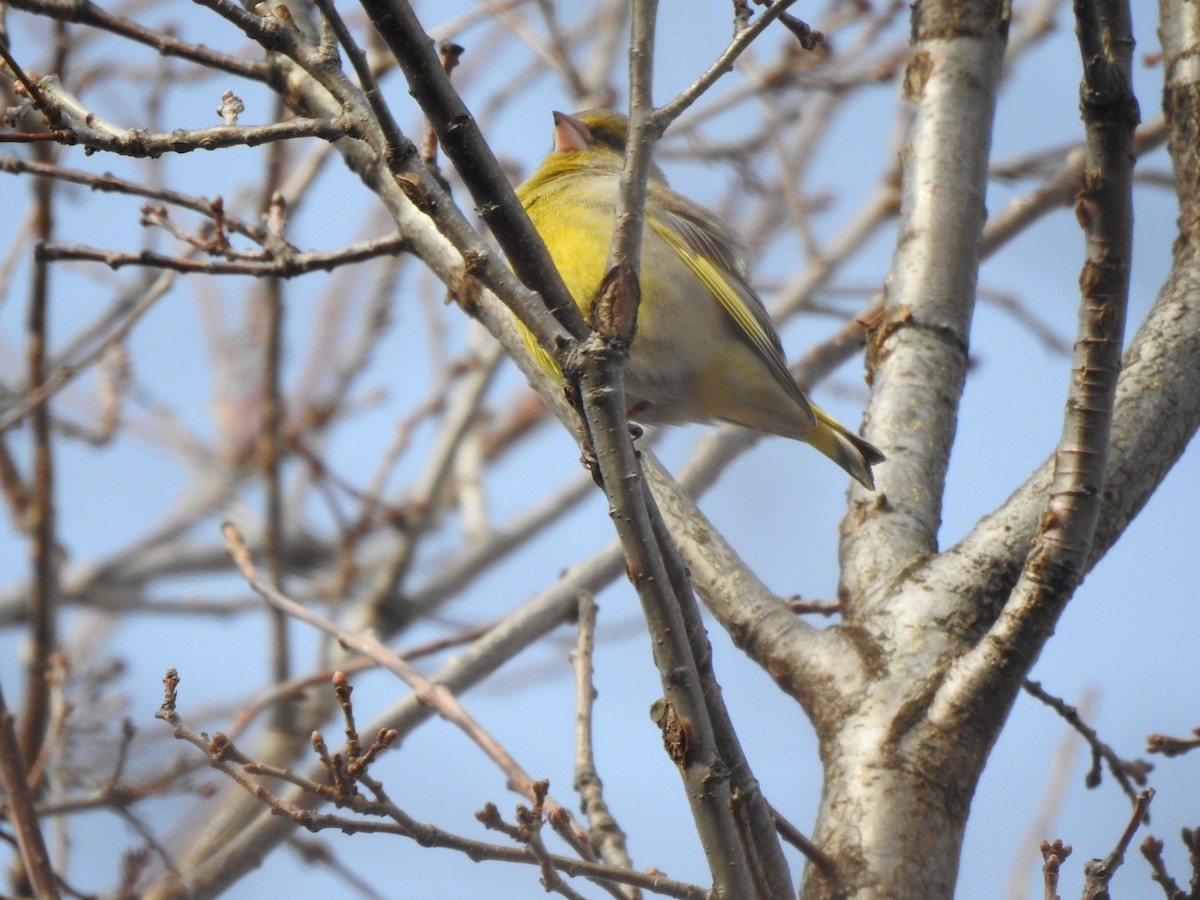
647 190 815 425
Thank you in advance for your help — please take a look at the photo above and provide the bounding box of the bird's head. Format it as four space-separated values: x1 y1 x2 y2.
550 109 629 156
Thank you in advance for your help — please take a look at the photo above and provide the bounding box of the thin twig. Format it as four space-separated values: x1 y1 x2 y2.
0 154 275 244
1040 839 1071 900
3 0 272 80
258 148 293 721
653 0 800 130
769 804 835 878
1146 727 1200 758
0 270 175 432
1022 680 1150 804
1006 689 1095 900
7 76 357 155
0 682 60 899
34 234 410 277
1139 834 1186 900
220 522 593 858
571 594 637 894
162 693 708 896
18 133 59 774
420 41 465 178
1080 788 1154 899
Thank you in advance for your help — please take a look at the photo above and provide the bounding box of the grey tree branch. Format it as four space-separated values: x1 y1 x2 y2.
355 0 586 350
3 0 272 80
843 0 1009 606
930 0 1140 736
7 74 356 155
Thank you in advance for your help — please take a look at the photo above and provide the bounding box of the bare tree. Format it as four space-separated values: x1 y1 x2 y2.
0 0 1197 898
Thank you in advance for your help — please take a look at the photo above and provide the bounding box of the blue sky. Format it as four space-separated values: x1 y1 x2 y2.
1 1 1197 898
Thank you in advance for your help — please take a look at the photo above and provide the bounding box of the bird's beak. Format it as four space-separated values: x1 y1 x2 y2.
552 111 590 153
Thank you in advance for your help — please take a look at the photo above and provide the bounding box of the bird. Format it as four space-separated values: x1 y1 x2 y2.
513 109 884 489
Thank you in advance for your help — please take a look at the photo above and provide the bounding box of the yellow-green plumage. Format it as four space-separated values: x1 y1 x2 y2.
515 110 884 489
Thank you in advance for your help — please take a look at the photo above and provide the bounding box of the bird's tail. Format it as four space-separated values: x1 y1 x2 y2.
807 407 885 490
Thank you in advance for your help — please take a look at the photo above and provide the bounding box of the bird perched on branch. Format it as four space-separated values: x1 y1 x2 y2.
514 109 884 489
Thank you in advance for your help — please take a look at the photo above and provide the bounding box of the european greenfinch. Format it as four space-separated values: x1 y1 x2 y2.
515 110 884 489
